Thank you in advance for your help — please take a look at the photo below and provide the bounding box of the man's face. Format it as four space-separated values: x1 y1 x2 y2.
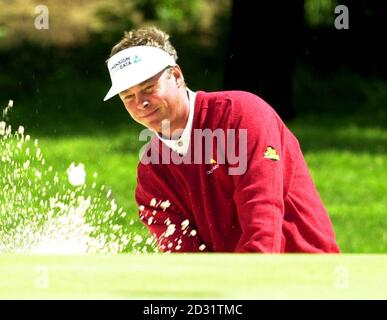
118 66 183 133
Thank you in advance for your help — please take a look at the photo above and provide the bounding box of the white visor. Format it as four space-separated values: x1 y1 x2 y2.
103 46 176 101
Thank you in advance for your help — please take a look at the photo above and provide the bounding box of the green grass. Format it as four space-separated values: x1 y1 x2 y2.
289 119 387 252
0 254 386 299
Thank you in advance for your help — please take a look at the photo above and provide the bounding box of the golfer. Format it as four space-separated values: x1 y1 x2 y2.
103 26 340 253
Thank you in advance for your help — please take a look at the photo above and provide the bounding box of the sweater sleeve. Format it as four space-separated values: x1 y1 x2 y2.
230 94 291 253
135 165 207 253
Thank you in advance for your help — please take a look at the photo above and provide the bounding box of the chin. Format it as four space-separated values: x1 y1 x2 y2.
145 122 161 133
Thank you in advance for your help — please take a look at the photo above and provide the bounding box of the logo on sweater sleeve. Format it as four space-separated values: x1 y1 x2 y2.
264 146 280 161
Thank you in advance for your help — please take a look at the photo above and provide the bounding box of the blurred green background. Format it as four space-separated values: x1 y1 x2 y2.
0 0 386 252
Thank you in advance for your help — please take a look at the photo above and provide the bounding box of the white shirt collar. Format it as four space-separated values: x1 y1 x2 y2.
154 88 196 155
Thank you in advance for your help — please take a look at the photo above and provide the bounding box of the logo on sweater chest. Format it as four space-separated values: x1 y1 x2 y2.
206 159 220 175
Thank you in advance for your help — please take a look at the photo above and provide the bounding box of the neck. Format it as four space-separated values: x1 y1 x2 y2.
160 89 190 140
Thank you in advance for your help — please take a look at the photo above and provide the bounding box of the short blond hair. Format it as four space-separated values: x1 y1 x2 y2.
108 26 178 61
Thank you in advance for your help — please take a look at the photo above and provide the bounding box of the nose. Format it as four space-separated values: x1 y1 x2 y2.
135 93 150 110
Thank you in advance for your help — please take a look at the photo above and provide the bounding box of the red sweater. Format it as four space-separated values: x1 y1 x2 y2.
135 91 340 253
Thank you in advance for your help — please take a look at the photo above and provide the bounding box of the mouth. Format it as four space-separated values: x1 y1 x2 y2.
140 108 159 119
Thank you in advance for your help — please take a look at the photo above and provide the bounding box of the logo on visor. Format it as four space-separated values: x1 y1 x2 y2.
110 54 142 73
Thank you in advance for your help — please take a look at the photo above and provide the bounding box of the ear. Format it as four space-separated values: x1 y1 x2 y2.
171 65 184 87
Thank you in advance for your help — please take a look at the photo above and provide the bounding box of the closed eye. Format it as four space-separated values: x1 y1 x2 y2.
143 84 155 94
124 94 135 102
